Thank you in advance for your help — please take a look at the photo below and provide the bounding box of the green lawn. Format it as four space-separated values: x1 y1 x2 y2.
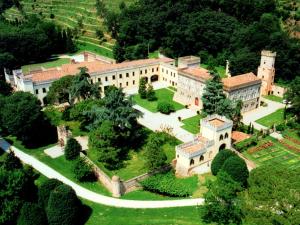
181 114 204 134
132 88 184 113
263 95 283 103
242 133 300 170
21 58 70 73
255 108 285 128
201 64 226 78
75 41 114 59
83 199 207 225
88 140 180 181
148 50 159 59
5 136 110 196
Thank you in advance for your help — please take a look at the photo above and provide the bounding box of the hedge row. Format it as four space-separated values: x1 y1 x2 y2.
140 172 196 197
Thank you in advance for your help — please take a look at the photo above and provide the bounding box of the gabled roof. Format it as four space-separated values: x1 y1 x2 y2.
179 67 212 82
222 72 261 91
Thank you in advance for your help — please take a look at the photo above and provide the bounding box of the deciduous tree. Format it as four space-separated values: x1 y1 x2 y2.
211 149 236 175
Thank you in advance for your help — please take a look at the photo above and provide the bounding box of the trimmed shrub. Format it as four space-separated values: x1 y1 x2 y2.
38 179 63 208
221 156 249 187
17 202 47 225
72 158 95 182
276 124 285 131
146 84 157 101
141 172 197 197
157 101 175 114
65 138 82 161
138 77 147 99
46 184 80 225
211 149 236 175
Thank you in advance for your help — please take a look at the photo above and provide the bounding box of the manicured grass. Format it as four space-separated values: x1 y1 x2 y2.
83 199 207 225
88 141 180 181
5 136 111 196
121 190 175 200
242 133 300 170
181 114 204 134
148 50 159 59
255 108 285 127
21 58 70 73
75 41 114 59
132 88 184 113
201 64 226 78
263 95 283 103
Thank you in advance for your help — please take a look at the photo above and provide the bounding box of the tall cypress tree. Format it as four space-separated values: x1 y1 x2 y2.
201 73 231 117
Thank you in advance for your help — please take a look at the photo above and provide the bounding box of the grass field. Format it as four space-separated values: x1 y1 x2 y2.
21 58 70 73
181 114 204 134
132 88 184 113
88 137 180 181
75 41 114 59
255 108 285 127
263 95 283 103
83 199 207 225
243 131 300 170
201 64 226 78
5 136 111 196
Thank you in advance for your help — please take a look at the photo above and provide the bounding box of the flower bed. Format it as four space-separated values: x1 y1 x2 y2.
279 140 300 153
248 141 274 154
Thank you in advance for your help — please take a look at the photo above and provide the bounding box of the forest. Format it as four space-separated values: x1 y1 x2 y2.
111 0 300 82
0 0 76 77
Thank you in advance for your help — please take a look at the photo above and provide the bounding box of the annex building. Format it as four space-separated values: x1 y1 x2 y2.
5 50 278 112
175 114 233 176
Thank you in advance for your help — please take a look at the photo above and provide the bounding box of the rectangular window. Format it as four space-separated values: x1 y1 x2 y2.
113 75 116 80
42 88 46 93
126 73 129 77
133 80 135 85
140 70 142 75
156 67 158 72
133 72 135 76
126 82 128 86
98 78 101 82
162 68 164 73
120 83 122 87
105 77 108 81
145 69 147 74
119 74 122 79
166 70 168 74
152 68 154 73
35 89 39 95
99 87 102 92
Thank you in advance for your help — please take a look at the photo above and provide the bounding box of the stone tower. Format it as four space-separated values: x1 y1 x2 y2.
257 50 276 96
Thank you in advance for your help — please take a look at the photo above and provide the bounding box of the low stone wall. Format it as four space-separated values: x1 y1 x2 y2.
272 85 286 98
85 156 172 197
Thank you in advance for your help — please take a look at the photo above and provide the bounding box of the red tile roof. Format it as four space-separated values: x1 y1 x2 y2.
222 73 261 91
29 58 174 83
179 67 212 81
231 131 251 143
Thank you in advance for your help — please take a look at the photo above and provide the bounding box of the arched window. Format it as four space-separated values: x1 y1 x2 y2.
190 159 194 166
199 155 204 161
225 133 229 139
219 135 224 141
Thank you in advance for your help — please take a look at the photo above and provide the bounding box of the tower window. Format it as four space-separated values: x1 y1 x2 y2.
219 135 224 141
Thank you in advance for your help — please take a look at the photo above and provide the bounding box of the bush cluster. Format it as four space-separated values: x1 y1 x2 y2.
72 158 95 182
65 138 82 161
141 172 194 197
157 101 175 114
234 137 258 152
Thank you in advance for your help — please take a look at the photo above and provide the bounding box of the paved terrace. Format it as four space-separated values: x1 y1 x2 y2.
0 137 204 208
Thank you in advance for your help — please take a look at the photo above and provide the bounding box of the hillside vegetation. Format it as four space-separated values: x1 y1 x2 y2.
3 0 134 57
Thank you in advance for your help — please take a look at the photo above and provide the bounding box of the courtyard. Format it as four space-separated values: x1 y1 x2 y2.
132 88 184 113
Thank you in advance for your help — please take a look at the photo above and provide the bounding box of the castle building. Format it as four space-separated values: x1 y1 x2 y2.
5 52 178 104
175 114 233 176
5 50 279 109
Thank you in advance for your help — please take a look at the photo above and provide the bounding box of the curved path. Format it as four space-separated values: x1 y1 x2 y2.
0 138 204 209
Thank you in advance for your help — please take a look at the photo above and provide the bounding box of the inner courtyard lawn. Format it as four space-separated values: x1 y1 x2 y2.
255 108 285 127
181 114 204 134
263 95 283 103
83 199 207 225
21 58 70 73
132 88 184 113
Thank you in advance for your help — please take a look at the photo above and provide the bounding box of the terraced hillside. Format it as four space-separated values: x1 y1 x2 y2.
4 0 134 58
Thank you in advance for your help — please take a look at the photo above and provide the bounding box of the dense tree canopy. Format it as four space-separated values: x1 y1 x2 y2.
17 202 47 225
0 17 76 75
202 171 243 225
0 80 12 96
239 165 300 224
0 91 56 147
285 76 300 121
110 0 299 82
211 149 236 176
38 179 63 209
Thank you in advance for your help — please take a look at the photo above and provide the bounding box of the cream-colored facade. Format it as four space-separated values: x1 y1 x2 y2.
175 115 233 176
5 52 177 104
